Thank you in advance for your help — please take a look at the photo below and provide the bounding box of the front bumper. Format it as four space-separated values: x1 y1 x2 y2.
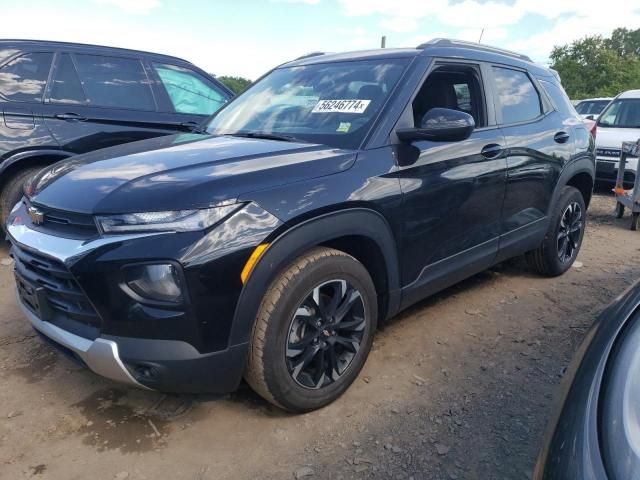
5 200 267 394
595 156 638 184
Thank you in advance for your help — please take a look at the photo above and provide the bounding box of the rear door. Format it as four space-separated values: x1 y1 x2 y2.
42 51 180 155
0 50 56 164
490 65 575 260
147 60 231 130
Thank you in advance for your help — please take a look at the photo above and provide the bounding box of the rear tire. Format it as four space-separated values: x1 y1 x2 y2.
526 186 586 277
0 166 44 230
244 247 377 413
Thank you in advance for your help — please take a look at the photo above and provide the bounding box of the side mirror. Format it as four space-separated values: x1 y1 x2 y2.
585 114 595 120
397 108 475 142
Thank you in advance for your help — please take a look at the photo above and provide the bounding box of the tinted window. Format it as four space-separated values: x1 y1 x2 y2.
154 63 228 115
412 68 485 127
207 59 408 150
576 100 610 115
598 99 640 128
493 67 541 124
0 52 53 102
49 53 87 104
539 80 578 117
73 54 154 110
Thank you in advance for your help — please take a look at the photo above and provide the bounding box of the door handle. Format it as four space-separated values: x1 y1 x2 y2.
554 131 570 144
481 143 503 159
55 113 87 122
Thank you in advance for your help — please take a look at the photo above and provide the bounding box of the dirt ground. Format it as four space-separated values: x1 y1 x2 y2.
1 191 639 480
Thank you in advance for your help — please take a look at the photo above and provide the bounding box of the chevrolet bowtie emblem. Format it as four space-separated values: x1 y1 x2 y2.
27 206 45 225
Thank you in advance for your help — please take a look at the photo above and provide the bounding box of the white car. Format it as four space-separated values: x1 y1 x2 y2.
595 90 640 187
575 97 613 120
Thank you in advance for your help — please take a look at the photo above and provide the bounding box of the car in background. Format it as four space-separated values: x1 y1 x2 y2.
534 279 640 479
0 39 233 228
575 97 612 120
595 90 640 187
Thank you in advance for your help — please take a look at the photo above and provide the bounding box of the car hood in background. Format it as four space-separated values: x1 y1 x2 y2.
596 126 640 150
29 133 356 214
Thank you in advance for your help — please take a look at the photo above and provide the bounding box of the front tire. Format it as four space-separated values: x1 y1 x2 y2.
0 166 44 230
244 247 377 413
526 186 586 276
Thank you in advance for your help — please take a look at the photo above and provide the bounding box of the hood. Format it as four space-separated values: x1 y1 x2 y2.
595 126 640 149
30 133 356 214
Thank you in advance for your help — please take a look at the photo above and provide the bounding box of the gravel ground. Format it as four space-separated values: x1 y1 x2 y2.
1 191 639 480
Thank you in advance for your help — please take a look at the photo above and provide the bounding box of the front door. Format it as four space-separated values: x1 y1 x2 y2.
395 62 507 307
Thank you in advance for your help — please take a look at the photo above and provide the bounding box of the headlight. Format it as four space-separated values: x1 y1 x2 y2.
96 205 238 234
124 263 183 303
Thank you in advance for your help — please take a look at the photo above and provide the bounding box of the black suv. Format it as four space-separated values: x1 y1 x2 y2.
0 40 233 227
6 39 595 412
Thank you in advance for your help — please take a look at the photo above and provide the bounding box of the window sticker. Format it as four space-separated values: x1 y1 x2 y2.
311 99 371 114
336 122 351 133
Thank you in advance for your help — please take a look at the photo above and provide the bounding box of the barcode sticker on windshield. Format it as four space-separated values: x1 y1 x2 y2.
311 99 371 114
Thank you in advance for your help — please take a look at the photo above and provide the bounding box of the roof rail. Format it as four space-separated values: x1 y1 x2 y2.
417 38 532 63
295 51 326 60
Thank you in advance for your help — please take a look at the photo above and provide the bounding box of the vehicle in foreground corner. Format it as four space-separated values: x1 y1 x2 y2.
595 90 640 187
6 39 595 412
575 97 613 121
534 279 640 479
0 39 233 229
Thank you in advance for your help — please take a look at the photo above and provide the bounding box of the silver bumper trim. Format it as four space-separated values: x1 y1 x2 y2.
17 294 150 389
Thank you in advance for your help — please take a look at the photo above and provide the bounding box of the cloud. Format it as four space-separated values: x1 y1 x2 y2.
380 16 418 33
92 0 160 14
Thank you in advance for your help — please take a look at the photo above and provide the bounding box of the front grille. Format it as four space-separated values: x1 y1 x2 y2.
596 148 621 158
10 242 101 338
24 199 99 238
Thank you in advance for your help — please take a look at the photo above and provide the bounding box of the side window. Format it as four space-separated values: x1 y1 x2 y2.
539 80 578 118
492 67 542 124
153 62 229 115
49 53 87 104
73 54 155 110
412 66 485 128
0 52 53 102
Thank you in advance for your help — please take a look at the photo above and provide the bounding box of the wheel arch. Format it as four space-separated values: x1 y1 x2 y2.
229 208 402 346
549 158 595 215
0 149 73 186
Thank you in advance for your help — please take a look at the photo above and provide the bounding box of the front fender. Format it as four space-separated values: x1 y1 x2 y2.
228 208 401 346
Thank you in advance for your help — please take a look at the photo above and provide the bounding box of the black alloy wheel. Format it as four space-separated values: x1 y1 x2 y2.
285 279 366 389
557 201 583 263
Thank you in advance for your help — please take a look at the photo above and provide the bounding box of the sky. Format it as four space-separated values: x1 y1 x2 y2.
3 0 639 79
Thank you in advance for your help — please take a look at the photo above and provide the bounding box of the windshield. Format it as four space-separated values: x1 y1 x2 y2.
206 59 409 149
575 100 610 115
598 99 640 127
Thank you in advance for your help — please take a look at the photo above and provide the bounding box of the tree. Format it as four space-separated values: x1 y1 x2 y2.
550 28 640 99
216 75 252 94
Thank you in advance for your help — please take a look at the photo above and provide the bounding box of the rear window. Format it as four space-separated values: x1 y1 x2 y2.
73 54 155 110
492 67 542 124
576 100 610 115
539 80 578 118
0 52 53 102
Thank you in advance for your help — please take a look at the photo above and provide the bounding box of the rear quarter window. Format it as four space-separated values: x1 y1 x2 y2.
539 80 578 118
0 52 53 102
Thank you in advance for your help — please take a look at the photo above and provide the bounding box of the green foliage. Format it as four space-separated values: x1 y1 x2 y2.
216 75 252 94
550 28 640 99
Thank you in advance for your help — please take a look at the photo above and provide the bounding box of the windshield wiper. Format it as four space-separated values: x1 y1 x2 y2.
223 131 307 143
